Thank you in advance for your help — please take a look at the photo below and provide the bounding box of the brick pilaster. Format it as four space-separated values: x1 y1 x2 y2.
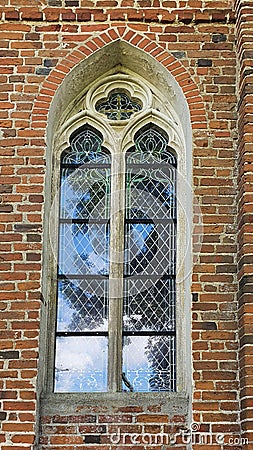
235 0 253 447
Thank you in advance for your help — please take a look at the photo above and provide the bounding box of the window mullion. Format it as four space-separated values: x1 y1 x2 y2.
108 152 125 392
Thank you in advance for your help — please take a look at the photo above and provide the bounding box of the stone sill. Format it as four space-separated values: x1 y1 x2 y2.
40 392 189 416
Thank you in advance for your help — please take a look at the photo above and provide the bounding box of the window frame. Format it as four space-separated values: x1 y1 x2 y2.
44 104 190 396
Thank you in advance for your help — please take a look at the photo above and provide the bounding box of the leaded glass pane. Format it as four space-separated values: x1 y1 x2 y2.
60 168 111 220
123 125 176 392
123 278 175 332
126 168 176 220
128 128 176 165
124 222 176 276
62 128 110 165
58 223 109 276
95 92 142 120
55 336 108 392
55 126 110 393
122 335 176 392
57 279 108 332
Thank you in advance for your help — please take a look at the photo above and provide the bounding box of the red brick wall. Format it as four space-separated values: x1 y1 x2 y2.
0 0 250 449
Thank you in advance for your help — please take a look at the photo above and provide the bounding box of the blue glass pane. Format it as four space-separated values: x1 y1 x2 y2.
60 167 110 220
58 223 109 276
55 336 108 392
57 279 108 332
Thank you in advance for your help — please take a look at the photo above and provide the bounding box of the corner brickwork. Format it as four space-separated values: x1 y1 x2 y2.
235 0 253 449
0 1 247 449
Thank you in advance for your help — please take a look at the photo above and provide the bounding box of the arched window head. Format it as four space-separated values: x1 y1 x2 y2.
54 122 177 393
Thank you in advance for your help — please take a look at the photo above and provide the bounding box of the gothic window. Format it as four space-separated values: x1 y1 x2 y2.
54 114 177 393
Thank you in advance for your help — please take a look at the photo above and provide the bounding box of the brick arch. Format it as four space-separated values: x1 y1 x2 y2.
31 26 207 131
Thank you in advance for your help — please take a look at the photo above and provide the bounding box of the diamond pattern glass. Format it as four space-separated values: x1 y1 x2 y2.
60 168 110 220
58 223 109 276
122 335 176 392
124 222 176 276
123 277 175 332
126 168 176 220
55 126 110 393
57 279 108 332
95 92 142 120
123 126 177 392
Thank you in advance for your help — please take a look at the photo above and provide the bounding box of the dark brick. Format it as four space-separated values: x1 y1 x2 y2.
0 351 19 359
0 205 13 213
14 224 41 232
192 293 198 302
0 50 19 57
0 185 12 194
66 1 79 6
212 34 227 43
29 195 43 203
5 10 20 20
9 75 25 83
243 68 253 77
216 265 237 273
27 234 41 242
48 0 62 5
35 67 51 76
25 33 40 41
26 253 41 261
44 59 57 68
201 322 218 330
172 51 186 59
84 435 101 444
197 59 212 67
0 412 7 421
241 335 253 346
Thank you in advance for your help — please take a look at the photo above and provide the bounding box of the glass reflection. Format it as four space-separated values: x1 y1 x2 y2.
122 335 175 392
58 223 109 276
55 336 108 392
123 126 177 392
57 279 108 332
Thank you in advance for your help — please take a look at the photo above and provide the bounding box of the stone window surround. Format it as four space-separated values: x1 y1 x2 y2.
39 47 192 416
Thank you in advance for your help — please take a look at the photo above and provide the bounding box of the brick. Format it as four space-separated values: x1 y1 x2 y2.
0 3 249 448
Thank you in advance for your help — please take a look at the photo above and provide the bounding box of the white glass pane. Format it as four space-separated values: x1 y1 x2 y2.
122 335 176 392
54 336 108 392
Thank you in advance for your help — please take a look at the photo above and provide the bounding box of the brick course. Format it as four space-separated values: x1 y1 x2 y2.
0 0 251 449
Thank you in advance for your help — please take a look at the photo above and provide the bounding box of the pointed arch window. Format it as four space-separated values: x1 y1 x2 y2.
54 121 177 393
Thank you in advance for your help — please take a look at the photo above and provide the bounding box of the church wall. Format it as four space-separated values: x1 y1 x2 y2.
0 1 250 449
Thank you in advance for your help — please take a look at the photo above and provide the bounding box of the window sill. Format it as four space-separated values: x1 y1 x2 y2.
40 391 189 416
